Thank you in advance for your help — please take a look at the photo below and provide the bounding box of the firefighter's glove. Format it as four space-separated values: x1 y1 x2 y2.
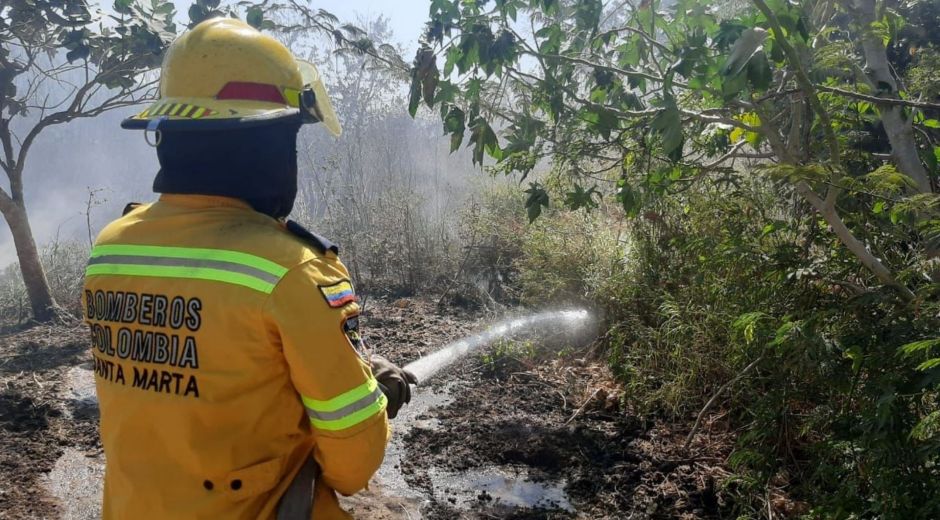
370 355 417 419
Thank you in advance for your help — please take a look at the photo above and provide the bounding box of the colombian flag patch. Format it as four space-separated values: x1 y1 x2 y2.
319 280 357 308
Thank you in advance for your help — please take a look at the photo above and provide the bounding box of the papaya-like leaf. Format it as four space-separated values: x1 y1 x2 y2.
720 27 768 77
246 7 263 29
651 99 683 160
524 183 550 223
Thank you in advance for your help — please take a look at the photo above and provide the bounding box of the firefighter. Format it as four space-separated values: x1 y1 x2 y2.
82 17 416 519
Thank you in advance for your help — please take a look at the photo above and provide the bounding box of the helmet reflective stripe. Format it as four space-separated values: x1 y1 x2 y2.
301 378 388 431
86 244 288 294
121 19 341 136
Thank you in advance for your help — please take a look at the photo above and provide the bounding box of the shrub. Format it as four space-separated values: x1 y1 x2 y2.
601 180 940 518
0 238 88 326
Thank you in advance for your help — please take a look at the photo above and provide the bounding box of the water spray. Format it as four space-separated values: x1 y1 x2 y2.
402 309 592 382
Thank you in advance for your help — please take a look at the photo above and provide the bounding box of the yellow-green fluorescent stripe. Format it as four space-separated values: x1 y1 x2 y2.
90 245 287 278
169 104 184 116
302 377 379 412
180 105 195 117
85 264 276 294
309 393 387 431
283 88 300 108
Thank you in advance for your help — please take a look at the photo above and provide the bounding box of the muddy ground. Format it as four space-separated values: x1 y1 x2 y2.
0 298 734 519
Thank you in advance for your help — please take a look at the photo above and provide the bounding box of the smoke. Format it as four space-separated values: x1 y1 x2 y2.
0 110 158 267
0 5 469 271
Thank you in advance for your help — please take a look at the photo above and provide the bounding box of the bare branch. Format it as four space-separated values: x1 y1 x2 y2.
594 25 672 54
681 110 761 133
0 119 13 173
752 0 844 176
817 84 940 111
540 53 666 85
795 180 915 301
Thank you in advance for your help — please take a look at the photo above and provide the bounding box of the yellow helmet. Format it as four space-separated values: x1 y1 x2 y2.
122 18 341 136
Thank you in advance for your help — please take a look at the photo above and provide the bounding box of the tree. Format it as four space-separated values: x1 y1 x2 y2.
0 0 354 321
0 0 177 321
407 0 939 301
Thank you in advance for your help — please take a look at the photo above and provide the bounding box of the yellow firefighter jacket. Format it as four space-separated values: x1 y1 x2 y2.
82 194 389 519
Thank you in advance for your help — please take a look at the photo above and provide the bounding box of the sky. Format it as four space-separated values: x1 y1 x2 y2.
296 0 427 47
0 1 432 267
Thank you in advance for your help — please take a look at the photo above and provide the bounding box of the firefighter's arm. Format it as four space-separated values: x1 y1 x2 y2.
264 257 390 495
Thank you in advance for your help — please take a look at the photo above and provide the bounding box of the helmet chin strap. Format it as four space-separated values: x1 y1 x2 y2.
144 117 166 147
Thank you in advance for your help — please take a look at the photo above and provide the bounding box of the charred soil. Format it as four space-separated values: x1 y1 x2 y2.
0 322 98 519
0 299 733 519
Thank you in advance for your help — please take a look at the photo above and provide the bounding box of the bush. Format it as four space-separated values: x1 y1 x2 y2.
516 204 623 307
0 238 88 326
601 180 940 518
446 181 527 308
304 186 460 296
464 174 939 517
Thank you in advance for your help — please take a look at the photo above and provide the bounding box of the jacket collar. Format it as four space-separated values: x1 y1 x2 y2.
158 194 253 210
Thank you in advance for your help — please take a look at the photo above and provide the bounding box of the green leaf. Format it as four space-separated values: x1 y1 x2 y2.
721 72 748 100
408 77 422 118
443 46 461 77
246 6 263 29
113 0 134 14
564 184 599 211
524 183 550 223
899 339 940 357
584 106 619 140
65 46 90 63
923 119 940 129
911 411 940 441
618 183 640 218
468 117 500 165
188 4 209 26
746 51 772 91
916 358 940 371
443 106 465 152
651 98 683 160
720 27 768 76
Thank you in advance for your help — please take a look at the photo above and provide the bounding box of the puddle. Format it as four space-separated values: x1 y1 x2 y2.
44 367 104 519
427 466 574 512
62 366 98 420
372 383 455 498
47 365 570 518
42 448 105 520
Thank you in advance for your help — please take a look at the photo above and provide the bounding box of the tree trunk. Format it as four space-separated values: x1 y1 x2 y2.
853 0 933 194
2 200 57 321
796 182 916 301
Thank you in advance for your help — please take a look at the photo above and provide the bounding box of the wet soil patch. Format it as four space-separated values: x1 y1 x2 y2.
0 299 735 519
402 354 734 519
360 298 481 370
0 322 98 519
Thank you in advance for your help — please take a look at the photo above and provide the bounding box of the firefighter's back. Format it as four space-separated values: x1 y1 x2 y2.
84 194 320 519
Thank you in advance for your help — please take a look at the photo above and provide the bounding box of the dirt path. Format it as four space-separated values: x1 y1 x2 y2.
0 298 732 519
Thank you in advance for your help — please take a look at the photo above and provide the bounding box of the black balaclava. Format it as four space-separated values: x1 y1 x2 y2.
153 121 302 219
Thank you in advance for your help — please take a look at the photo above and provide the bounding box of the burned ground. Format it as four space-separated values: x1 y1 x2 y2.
0 323 97 519
400 348 734 519
0 299 733 519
